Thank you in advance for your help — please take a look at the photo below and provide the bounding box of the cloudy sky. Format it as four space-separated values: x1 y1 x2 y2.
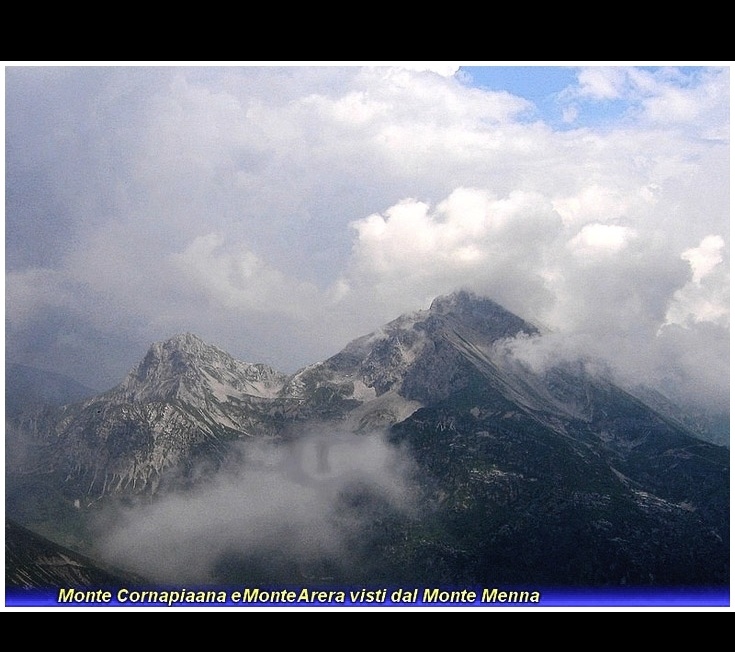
4 63 730 411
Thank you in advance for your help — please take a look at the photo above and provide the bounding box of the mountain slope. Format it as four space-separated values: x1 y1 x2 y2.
388 385 729 585
5 519 146 590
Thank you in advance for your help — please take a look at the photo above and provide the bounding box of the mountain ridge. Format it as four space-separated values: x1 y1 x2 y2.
7 290 727 498
6 290 729 587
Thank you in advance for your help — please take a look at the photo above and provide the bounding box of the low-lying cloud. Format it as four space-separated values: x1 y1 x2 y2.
93 429 419 585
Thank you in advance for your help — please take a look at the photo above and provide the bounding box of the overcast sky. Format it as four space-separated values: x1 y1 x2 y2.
4 63 730 411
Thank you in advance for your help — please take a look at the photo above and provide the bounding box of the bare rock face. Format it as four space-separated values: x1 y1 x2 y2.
122 333 287 403
8 333 291 496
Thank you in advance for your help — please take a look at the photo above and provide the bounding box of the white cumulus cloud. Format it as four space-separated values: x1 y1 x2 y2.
662 235 729 330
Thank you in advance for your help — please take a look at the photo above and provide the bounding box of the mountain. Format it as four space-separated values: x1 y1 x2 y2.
6 294 540 498
626 384 730 448
388 372 729 586
5 519 146 590
282 291 540 429
5 291 729 588
7 333 290 496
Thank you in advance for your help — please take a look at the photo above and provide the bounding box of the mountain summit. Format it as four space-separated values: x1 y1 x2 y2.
429 290 537 336
283 290 540 424
121 332 287 403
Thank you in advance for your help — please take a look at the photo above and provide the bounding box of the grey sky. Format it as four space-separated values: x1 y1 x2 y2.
4 63 730 411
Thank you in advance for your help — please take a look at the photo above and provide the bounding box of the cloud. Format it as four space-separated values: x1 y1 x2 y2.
639 67 729 134
339 187 561 325
349 187 560 276
552 184 638 226
562 66 729 136
566 223 636 257
5 268 68 325
662 235 729 330
169 233 320 316
5 64 729 413
682 234 726 285
394 62 461 77
94 430 419 584
576 66 629 100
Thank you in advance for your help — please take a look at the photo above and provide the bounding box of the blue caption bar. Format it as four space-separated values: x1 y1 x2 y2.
5 586 730 608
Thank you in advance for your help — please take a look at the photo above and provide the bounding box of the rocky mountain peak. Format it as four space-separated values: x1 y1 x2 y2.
120 333 286 402
145 332 219 365
425 290 538 341
289 291 542 411
129 333 223 384
428 289 482 314
159 332 208 352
